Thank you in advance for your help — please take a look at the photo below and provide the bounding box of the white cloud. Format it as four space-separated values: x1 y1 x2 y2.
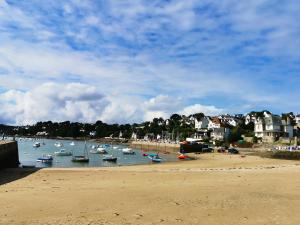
180 104 224 116
0 85 227 125
0 83 108 125
0 0 299 125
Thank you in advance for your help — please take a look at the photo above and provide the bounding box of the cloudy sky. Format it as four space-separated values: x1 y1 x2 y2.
0 0 299 125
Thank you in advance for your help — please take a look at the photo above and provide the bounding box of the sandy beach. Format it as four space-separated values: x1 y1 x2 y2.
1 153 300 225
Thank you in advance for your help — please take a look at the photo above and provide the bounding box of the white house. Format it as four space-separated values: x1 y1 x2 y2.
208 117 222 129
254 114 284 142
195 116 210 130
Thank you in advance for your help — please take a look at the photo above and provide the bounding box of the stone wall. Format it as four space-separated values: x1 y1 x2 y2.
0 141 19 169
131 141 179 153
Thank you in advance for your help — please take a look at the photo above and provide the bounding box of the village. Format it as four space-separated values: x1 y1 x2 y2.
130 111 300 147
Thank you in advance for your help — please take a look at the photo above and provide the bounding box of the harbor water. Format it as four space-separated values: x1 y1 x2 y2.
16 138 178 168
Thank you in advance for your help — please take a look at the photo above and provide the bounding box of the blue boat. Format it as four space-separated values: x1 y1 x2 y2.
148 154 163 163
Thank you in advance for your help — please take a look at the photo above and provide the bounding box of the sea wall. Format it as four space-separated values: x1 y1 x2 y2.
0 141 19 169
131 141 179 153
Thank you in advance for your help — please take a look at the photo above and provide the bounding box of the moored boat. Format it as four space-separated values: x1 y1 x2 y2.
33 142 41 148
97 147 107 154
72 141 89 163
72 156 89 163
148 154 163 163
122 148 135 155
178 154 188 159
36 154 53 163
54 142 63 147
54 149 72 156
102 155 117 162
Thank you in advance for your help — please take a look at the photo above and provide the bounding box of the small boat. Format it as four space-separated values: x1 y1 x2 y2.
113 146 118 149
103 155 117 162
89 149 98 154
72 156 89 162
178 154 188 159
36 154 53 163
142 153 148 156
33 142 41 148
72 141 89 163
91 145 96 149
54 149 72 156
54 142 63 147
70 142 75 146
97 147 107 154
148 154 163 163
122 148 135 155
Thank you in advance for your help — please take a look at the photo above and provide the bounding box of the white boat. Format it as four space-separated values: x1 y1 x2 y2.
70 142 75 146
97 147 107 154
36 154 53 163
113 146 118 149
54 149 72 156
54 142 63 147
33 142 41 148
91 145 96 149
122 148 135 154
89 149 99 154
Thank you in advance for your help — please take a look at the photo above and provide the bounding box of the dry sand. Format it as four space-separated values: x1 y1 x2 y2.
1 153 300 225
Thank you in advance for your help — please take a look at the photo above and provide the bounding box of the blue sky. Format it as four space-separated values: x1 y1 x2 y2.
0 0 299 125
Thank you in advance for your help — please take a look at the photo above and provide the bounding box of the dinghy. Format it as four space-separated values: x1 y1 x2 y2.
102 155 117 162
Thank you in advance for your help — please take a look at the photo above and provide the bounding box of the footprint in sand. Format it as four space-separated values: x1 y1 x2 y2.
134 214 143 219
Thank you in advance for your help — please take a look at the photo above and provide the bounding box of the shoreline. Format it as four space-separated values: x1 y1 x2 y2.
1 153 300 225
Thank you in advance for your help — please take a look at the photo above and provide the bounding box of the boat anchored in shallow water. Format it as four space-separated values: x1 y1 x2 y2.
148 154 163 163
54 149 72 156
102 155 117 162
97 147 107 154
36 154 53 163
33 142 41 148
70 142 75 146
122 148 135 155
72 141 89 163
54 142 63 147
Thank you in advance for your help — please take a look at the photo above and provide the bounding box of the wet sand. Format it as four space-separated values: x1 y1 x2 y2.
1 153 300 225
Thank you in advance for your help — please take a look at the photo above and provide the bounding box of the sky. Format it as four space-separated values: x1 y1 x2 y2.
0 0 299 125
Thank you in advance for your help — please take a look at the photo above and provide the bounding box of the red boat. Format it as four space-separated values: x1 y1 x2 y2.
178 154 188 159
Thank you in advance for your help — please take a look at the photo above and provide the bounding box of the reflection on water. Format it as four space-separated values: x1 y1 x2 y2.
16 138 177 168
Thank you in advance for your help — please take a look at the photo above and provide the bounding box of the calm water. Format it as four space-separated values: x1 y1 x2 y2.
16 138 177 168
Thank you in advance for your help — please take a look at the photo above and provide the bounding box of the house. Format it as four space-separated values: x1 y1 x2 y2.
208 117 231 141
131 132 137 140
296 114 300 126
210 127 231 141
89 131 96 136
245 114 256 125
195 116 210 130
281 113 294 138
254 113 288 142
208 117 222 129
